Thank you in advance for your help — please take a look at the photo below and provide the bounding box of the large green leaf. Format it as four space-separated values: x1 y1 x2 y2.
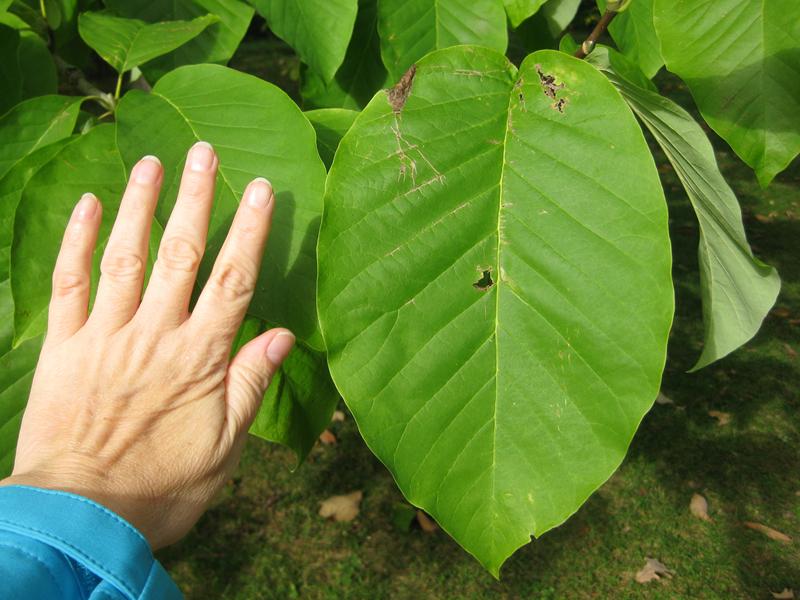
300 0 389 110
376 0 508 81
78 11 217 74
0 23 57 113
233 317 339 464
653 0 800 187
539 0 581 36
0 95 82 180
504 0 548 28
318 47 673 574
116 65 327 348
588 47 781 370
11 125 127 344
597 0 662 78
104 0 253 82
305 108 358 169
252 0 358 83
0 335 43 477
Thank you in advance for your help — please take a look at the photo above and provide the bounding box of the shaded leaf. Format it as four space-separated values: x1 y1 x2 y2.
653 0 800 186
300 0 389 110
504 0 548 28
305 108 358 169
318 47 672 575
115 64 327 347
0 23 57 113
319 490 362 521
595 47 780 369
252 0 358 82
391 502 417 531
597 0 662 78
78 11 217 73
104 0 253 82
376 0 508 81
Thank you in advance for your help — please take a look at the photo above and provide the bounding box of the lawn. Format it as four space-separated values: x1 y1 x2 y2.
157 27 800 600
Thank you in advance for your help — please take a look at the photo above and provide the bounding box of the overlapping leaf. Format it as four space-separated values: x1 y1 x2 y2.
504 0 549 28
318 46 673 574
653 0 800 186
589 47 781 369
597 0 662 78
252 0 358 83
0 23 57 113
305 108 358 168
300 0 389 110
377 0 508 81
78 11 217 73
104 0 253 81
116 65 327 347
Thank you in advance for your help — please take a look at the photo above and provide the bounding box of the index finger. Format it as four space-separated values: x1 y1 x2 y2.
188 177 274 341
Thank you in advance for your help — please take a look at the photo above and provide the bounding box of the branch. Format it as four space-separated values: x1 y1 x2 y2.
54 55 116 112
574 9 618 59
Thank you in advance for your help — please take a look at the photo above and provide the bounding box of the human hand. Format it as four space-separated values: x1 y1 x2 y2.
1 142 294 549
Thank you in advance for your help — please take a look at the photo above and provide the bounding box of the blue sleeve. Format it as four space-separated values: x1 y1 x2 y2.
0 485 182 599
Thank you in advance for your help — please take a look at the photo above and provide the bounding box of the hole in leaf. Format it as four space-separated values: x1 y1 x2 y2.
473 269 494 291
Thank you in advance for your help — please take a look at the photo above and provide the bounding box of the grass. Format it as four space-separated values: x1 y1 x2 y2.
158 33 800 600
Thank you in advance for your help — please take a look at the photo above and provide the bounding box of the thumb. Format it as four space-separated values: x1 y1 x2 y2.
225 328 295 439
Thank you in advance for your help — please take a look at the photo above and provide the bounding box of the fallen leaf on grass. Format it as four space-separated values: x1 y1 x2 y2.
690 493 712 521
771 589 795 599
635 557 673 583
416 510 439 533
743 521 792 543
332 410 346 422
319 429 337 445
319 491 363 522
655 392 674 405
708 410 732 426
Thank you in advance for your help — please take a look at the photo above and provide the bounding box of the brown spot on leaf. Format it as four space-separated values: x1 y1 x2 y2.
535 64 568 113
387 64 417 113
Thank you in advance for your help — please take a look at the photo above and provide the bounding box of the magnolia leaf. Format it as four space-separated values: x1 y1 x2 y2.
300 0 389 110
305 108 359 169
597 0 662 78
0 95 82 180
0 24 57 113
233 316 339 464
78 11 217 74
653 0 800 186
0 335 43 477
318 46 673 574
104 0 253 82
252 0 358 83
376 0 508 81
596 48 780 369
504 0 548 28
540 0 581 36
116 65 327 347
11 125 127 344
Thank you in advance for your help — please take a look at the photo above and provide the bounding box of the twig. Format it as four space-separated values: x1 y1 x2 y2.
54 55 116 112
574 9 618 59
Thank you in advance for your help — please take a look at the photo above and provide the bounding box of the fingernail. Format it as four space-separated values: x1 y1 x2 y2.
76 193 98 220
189 141 215 172
266 331 295 365
246 177 272 209
134 155 161 184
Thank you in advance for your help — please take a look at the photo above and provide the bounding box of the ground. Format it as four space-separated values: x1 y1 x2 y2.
157 29 800 600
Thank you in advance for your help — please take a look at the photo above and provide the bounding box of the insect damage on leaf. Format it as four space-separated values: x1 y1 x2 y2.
387 64 417 113
536 65 568 113
473 269 494 291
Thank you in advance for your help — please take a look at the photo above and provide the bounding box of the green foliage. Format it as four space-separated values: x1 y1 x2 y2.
78 11 217 74
653 0 800 187
0 0 794 575
377 0 508 81
252 0 358 83
318 46 673 574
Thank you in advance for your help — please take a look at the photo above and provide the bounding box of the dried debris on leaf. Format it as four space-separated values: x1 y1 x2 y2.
387 64 416 113
416 510 439 533
319 491 363 522
635 557 674 584
690 493 712 521
743 521 792 543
